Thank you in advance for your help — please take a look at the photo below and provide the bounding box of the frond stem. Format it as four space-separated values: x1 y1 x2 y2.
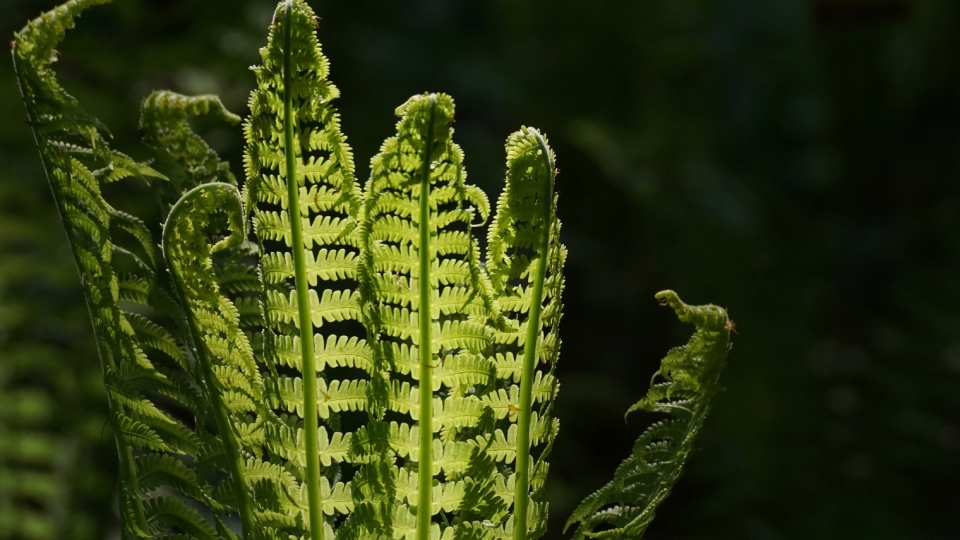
118 441 148 530
417 94 439 540
283 2 325 537
512 128 555 540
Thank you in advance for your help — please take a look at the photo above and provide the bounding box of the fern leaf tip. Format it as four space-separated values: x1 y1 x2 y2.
654 289 684 311
656 289 731 333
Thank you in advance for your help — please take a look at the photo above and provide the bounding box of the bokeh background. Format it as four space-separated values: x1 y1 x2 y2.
2 0 959 538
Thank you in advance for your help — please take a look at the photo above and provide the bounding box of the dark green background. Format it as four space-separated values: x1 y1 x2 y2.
1 0 958 538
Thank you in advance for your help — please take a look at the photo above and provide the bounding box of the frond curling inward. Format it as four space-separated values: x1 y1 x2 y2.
564 291 732 540
484 127 565 540
12 1 225 537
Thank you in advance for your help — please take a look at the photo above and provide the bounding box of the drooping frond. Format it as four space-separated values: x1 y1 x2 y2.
355 92 500 540
12 2 229 537
484 128 565 540
244 2 366 538
162 183 268 536
564 291 732 540
140 91 242 212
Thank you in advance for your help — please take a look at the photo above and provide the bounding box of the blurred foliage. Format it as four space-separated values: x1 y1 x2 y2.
0 176 114 537
1 0 958 539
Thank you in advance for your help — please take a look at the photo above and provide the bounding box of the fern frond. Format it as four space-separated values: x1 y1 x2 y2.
483 128 564 540
162 182 264 535
564 291 732 540
140 90 267 535
245 2 366 537
357 93 501 540
12 2 226 537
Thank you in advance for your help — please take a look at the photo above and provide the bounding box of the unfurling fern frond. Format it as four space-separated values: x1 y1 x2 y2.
245 1 366 538
162 183 261 536
13 2 736 539
564 291 732 540
356 92 500 540
13 2 231 537
484 128 565 540
140 91 242 212
141 89 286 536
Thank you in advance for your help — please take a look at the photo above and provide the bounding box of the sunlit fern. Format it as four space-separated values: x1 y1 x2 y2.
11 1 735 539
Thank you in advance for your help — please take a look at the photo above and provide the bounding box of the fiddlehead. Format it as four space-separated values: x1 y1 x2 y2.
162 183 258 536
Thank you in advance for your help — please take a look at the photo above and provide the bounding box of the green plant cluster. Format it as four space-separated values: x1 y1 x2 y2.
10 1 733 539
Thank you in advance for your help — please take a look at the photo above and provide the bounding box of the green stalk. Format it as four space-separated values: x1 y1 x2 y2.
282 2 325 537
163 187 255 537
118 445 148 530
417 95 439 540
512 130 555 540
12 46 150 535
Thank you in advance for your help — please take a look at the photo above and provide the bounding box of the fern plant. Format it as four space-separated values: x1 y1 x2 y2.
11 1 735 539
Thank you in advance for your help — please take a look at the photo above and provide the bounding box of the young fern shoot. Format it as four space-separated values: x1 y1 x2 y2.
483 128 565 540
12 1 736 539
162 183 257 536
508 130 557 540
565 291 733 540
